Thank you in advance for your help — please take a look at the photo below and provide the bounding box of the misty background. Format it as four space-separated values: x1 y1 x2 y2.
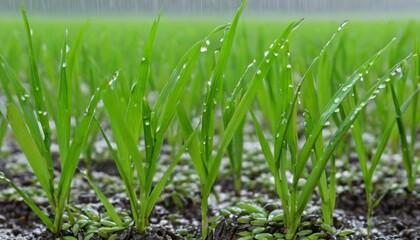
1 0 420 16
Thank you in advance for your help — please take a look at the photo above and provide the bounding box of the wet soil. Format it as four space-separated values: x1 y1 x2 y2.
1 146 420 239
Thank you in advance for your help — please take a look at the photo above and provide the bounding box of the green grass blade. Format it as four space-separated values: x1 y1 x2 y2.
176 103 207 184
0 113 8 148
250 109 289 217
0 172 54 230
95 118 140 225
143 99 154 167
368 86 420 180
6 103 54 206
56 31 71 163
145 126 198 217
201 0 247 162
204 19 303 196
54 81 104 229
80 171 124 226
390 83 413 190
126 13 160 141
101 79 146 191
0 56 47 160
21 5 51 158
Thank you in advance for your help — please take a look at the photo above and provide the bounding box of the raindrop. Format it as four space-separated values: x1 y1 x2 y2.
20 96 26 101
35 87 39 92
396 67 402 73
373 90 380 94
385 78 391 82
141 57 146 62
200 46 208 53
145 121 150 126
205 40 210 45
325 121 331 126
288 84 293 88
287 52 291 57
337 20 348 31
30 29 33 36
220 38 224 43
24 94 30 98
66 44 71 53
274 52 279 57
62 62 67 68
334 108 340 113
334 97 340 103
42 112 47 116
276 133 280 138
264 51 269 57
256 70 262 75
265 59 270 63
286 64 292 69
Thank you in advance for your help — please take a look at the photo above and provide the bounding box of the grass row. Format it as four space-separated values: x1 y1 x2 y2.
0 2 419 239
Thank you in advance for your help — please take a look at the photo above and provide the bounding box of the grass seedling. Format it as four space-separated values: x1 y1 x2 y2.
0 6 103 233
177 5 302 236
93 13 229 233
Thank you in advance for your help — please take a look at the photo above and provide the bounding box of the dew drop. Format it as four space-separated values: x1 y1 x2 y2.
264 51 269 57
145 121 150 126
66 44 71 53
334 108 340 113
205 40 210 45
62 62 67 68
334 97 340 103
286 64 292 69
256 70 262 75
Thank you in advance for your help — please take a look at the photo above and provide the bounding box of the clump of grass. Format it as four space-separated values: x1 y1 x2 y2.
250 20 415 238
88 12 233 234
0 6 103 234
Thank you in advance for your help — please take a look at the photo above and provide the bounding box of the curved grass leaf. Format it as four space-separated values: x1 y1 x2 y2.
6 103 54 206
0 172 54 230
390 83 414 190
21 5 51 159
80 171 124 226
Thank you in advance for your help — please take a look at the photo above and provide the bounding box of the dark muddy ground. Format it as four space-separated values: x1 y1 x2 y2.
0 138 419 240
